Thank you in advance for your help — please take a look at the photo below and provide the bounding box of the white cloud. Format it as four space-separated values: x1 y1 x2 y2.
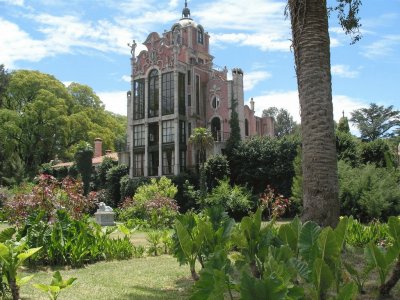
363 35 400 59
121 75 131 83
97 91 127 116
243 71 271 91
0 0 24 6
62 81 73 87
246 90 366 126
331 64 359 78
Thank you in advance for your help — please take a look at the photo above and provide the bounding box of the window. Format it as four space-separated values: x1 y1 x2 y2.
148 122 159 146
195 75 200 114
133 79 145 119
245 119 249 136
197 27 204 44
188 94 191 107
211 117 221 141
148 69 159 118
188 122 192 138
162 120 174 143
133 152 144 176
198 58 204 64
211 96 220 109
133 125 145 147
187 70 191 85
148 151 159 176
162 72 174 115
178 72 185 115
162 149 175 175
180 150 186 172
180 121 186 144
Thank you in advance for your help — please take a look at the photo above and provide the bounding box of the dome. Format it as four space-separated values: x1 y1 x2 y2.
177 18 197 27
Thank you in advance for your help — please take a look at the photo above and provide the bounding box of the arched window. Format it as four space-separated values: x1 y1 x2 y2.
148 69 159 117
211 96 220 109
245 119 249 136
211 117 221 141
197 26 204 44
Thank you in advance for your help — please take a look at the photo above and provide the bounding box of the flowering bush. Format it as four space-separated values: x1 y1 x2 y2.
4 174 98 225
118 193 179 229
259 185 290 219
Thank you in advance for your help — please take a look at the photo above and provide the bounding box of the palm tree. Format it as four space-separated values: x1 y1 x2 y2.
287 0 339 227
189 127 214 168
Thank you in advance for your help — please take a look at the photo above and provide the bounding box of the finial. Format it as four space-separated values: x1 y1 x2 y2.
182 0 191 19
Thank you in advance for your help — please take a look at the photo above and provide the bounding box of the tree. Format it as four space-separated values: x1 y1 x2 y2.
286 0 361 227
67 82 104 111
189 127 214 167
350 103 400 141
225 97 241 156
337 116 350 133
74 141 93 196
263 107 297 138
0 64 10 108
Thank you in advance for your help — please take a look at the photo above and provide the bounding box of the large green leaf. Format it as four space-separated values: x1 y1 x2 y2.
278 224 297 254
299 221 320 261
17 247 42 263
175 220 194 259
190 268 227 300
0 227 16 242
312 258 334 298
333 216 349 251
240 272 288 300
335 282 358 300
318 227 339 263
388 216 400 249
364 242 390 285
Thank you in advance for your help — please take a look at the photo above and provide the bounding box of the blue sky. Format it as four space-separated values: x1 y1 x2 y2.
1 0 399 134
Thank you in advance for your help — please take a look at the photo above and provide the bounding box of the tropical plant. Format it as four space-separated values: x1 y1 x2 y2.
0 240 41 300
33 271 77 300
147 231 163 256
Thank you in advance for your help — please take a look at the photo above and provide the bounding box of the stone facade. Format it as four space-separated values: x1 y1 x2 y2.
125 1 274 177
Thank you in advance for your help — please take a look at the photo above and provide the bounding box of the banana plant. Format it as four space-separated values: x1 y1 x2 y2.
33 270 77 300
0 240 41 300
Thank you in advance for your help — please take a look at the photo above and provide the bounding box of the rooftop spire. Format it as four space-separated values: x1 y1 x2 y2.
182 0 191 19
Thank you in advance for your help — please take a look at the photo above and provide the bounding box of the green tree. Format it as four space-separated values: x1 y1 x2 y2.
336 131 360 167
67 82 104 111
74 142 93 196
337 116 350 133
0 64 10 108
204 154 230 190
263 107 297 138
350 103 400 141
286 0 361 226
225 97 241 156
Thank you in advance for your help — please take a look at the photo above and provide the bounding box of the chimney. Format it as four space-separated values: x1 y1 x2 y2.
94 138 103 158
250 97 255 111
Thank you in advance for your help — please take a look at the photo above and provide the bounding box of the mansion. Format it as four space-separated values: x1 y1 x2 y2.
123 1 274 177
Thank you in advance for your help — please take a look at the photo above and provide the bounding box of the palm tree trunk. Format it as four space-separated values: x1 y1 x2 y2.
288 0 339 227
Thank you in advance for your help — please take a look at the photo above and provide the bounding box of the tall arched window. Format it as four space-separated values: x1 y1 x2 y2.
197 26 204 44
245 119 249 136
211 117 221 141
148 69 159 117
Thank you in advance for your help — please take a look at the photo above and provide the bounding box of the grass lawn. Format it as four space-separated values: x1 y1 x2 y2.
20 255 193 300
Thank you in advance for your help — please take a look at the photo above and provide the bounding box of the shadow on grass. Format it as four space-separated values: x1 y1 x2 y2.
113 277 193 300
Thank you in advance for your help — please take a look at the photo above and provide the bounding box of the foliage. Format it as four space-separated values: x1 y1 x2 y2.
205 179 254 220
33 271 77 300
336 131 360 167
17 210 132 266
337 116 350 133
359 138 395 168
259 185 291 219
119 176 149 203
94 157 117 190
350 103 400 141
0 240 41 300
3 174 98 226
225 97 241 157
345 217 392 248
338 161 400 222
74 141 93 196
189 127 214 166
105 164 129 207
118 195 179 229
147 231 162 256
204 154 230 190
263 107 297 138
171 172 199 213
0 69 127 183
230 135 299 196
134 176 177 203
290 146 302 215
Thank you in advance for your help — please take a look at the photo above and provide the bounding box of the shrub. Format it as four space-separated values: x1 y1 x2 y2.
359 139 395 168
339 160 400 222
134 176 177 202
120 176 149 202
205 179 254 220
204 154 230 190
95 157 118 190
105 164 129 207
171 172 199 212
4 175 98 225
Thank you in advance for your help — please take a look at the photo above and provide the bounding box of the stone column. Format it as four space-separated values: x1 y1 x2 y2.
144 78 149 176
174 70 180 175
158 72 163 176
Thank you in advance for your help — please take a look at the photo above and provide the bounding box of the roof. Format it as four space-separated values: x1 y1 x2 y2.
51 152 118 169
